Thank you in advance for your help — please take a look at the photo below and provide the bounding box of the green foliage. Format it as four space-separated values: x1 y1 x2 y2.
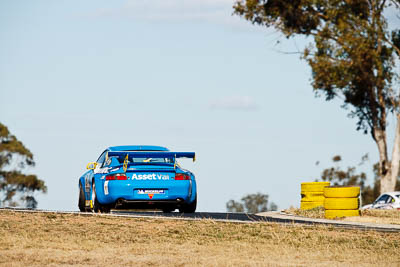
226 192 278 213
320 154 368 188
234 0 399 133
317 154 400 204
226 199 245 212
0 123 47 208
234 1 400 192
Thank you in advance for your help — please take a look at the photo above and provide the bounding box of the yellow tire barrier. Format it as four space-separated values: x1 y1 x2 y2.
301 192 325 202
323 186 360 219
324 197 359 210
300 182 330 210
301 182 330 192
325 209 360 219
300 201 324 210
323 186 360 198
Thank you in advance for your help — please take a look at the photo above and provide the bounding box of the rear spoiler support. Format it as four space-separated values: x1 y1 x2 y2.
106 151 196 172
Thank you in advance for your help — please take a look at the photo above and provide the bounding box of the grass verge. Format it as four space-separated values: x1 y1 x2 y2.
1 210 400 266
284 207 400 225
283 207 326 219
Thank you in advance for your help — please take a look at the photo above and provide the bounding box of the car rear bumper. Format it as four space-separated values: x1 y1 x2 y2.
114 198 188 210
95 179 195 205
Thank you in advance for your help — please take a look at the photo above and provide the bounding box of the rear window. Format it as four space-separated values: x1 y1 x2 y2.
109 151 174 165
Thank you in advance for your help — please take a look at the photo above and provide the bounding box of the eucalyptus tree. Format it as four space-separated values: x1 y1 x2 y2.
226 192 277 213
234 0 400 193
0 123 47 208
317 154 399 204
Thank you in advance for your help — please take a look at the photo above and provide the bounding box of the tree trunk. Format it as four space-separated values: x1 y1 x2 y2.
379 114 400 193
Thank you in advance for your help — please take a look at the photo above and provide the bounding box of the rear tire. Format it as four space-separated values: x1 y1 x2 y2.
162 207 174 213
324 186 361 198
91 181 111 213
179 195 197 213
301 182 330 192
101 205 111 213
91 182 99 213
324 197 359 210
78 183 86 212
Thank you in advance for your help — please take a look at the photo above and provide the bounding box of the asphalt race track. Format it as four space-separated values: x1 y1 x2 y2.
111 210 265 223
1 208 399 233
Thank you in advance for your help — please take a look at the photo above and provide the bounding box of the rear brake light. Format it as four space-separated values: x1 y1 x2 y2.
106 173 127 180
175 173 190 180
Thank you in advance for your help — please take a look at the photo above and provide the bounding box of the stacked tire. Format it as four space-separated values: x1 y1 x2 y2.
324 186 360 219
300 182 330 210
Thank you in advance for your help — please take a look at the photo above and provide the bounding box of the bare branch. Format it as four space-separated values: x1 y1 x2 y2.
390 0 400 9
380 0 388 11
381 35 400 59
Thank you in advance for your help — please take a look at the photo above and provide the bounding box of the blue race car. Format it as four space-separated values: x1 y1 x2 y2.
78 145 197 213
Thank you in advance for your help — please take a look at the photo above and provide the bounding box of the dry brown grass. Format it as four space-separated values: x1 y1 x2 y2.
343 209 400 225
283 206 326 219
360 209 400 219
1 210 400 266
284 207 400 225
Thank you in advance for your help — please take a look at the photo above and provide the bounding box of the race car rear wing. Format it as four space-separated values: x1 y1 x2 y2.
107 151 195 161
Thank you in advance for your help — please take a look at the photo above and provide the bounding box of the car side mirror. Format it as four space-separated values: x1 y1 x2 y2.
86 162 97 170
377 200 385 204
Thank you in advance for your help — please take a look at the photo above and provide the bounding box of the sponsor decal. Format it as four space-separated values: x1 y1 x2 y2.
131 174 169 180
138 189 165 194
85 173 91 192
123 154 129 173
104 181 109 195
137 190 164 199
95 167 112 174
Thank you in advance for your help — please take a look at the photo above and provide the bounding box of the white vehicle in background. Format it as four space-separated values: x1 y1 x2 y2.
361 192 400 210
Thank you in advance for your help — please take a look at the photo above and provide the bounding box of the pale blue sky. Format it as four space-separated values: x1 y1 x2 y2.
0 0 391 211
